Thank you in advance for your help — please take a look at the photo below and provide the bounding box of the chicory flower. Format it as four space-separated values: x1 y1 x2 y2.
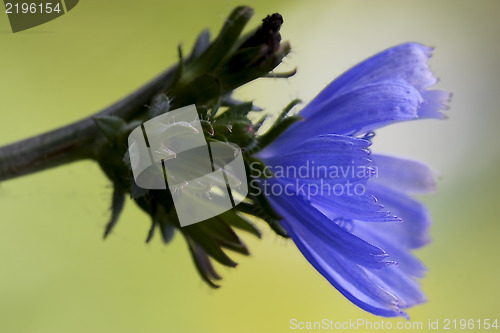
254 43 450 317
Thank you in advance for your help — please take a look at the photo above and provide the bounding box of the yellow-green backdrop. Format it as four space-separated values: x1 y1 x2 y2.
1 1 499 332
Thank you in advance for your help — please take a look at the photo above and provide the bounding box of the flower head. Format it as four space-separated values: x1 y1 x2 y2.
252 43 451 317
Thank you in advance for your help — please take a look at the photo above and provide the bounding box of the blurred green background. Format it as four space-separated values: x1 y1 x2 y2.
1 1 499 332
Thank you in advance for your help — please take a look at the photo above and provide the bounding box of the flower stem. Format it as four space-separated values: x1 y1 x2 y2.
0 66 178 182
0 6 290 183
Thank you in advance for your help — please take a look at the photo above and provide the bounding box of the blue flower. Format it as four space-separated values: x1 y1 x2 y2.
255 43 450 317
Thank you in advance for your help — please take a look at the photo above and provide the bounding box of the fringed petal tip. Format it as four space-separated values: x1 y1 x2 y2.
418 90 452 120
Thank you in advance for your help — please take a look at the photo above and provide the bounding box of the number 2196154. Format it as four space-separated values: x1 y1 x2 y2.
5 2 61 14
443 319 498 330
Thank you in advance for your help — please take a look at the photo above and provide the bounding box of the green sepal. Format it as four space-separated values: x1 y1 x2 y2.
172 73 222 108
217 209 261 238
278 98 302 121
103 184 126 238
266 218 289 238
147 93 171 119
264 68 297 78
183 224 238 268
185 235 222 288
224 119 257 149
146 218 156 243
129 178 149 199
223 45 265 70
155 205 176 244
236 201 288 238
187 29 211 63
245 156 273 178
219 102 254 118
176 44 184 82
253 115 268 132
248 189 282 222
200 120 215 136
198 216 249 255
123 149 131 169
252 98 302 151
256 115 303 151
93 116 127 144
178 6 254 88
220 93 263 111
215 41 291 93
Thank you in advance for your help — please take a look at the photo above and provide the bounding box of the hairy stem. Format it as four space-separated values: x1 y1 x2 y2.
0 66 178 182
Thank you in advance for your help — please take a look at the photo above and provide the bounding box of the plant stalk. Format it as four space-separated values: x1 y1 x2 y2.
0 66 178 182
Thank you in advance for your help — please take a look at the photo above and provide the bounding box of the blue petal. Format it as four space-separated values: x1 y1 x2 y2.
365 265 426 309
270 195 408 317
354 215 427 307
257 134 371 170
351 220 427 278
371 154 436 194
268 193 389 269
259 43 450 157
267 176 397 223
418 90 451 119
301 79 422 136
309 188 398 222
301 43 439 119
261 134 373 180
367 183 432 249
259 135 397 222
262 80 422 152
